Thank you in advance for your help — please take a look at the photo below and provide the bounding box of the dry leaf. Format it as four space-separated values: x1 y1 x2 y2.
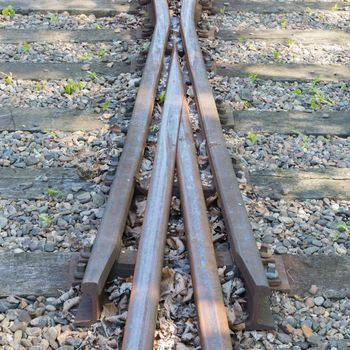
136 200 147 217
101 303 118 319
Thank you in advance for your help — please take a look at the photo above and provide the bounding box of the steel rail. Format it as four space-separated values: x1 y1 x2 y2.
121 51 184 350
180 0 274 330
177 100 233 349
75 0 170 326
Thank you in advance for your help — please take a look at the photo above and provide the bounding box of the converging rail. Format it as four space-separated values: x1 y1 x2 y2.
75 0 274 346
76 0 170 325
181 0 273 330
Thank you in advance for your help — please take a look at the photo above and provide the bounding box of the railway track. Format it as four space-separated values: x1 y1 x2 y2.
76 0 272 347
0 0 349 349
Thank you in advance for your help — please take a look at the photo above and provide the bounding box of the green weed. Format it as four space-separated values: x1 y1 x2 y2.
50 14 58 24
219 7 225 14
39 214 52 225
247 131 257 144
287 39 296 48
159 90 166 104
272 50 281 60
280 17 287 29
64 80 84 95
21 42 31 53
97 49 107 58
102 100 110 111
2 5 15 18
293 88 302 95
337 222 350 235
248 72 257 83
88 71 98 80
242 100 249 109
1 72 13 85
302 135 308 151
80 53 94 60
35 81 45 91
47 188 62 199
43 130 57 138
150 125 159 133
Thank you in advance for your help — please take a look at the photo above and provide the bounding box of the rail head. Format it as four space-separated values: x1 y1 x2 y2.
180 0 274 330
75 0 171 327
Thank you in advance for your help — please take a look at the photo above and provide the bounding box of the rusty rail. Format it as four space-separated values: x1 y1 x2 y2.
177 100 233 349
121 51 184 350
75 0 170 326
180 0 274 330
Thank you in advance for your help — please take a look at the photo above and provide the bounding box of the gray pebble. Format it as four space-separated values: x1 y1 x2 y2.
44 242 55 252
92 192 105 206
76 192 91 204
275 245 288 254
0 216 8 229
314 296 325 306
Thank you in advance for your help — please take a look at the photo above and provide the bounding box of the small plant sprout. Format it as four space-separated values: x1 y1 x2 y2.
150 125 159 133
247 42 255 50
319 12 326 20
280 17 287 29
47 188 62 199
287 39 296 48
64 80 84 95
331 232 340 241
0 71 13 85
39 214 52 225
248 72 257 83
88 71 98 80
331 3 338 12
219 6 226 14
239 36 246 44
309 96 318 111
293 88 302 95
80 53 94 60
305 7 312 13
159 90 166 104
311 75 321 87
337 222 350 235
247 131 257 144
50 14 58 24
95 24 102 30
308 85 334 110
102 100 110 111
302 135 308 151
97 49 107 58
242 100 249 109
44 129 57 138
2 5 15 18
272 50 281 60
340 82 347 89
21 42 31 53
35 81 45 91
